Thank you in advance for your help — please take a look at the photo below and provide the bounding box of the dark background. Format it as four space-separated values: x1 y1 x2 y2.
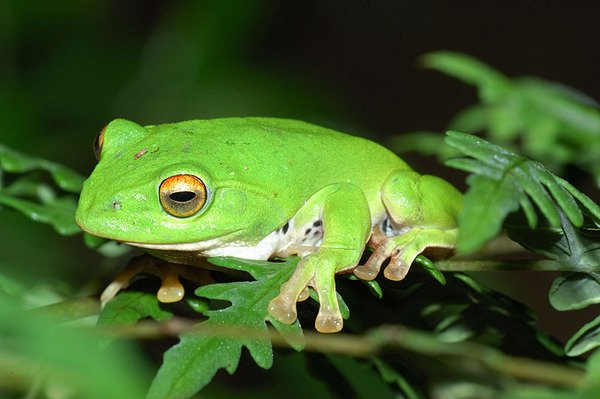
1 1 599 340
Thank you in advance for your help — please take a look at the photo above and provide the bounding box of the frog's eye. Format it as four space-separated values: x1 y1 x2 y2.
93 126 106 161
159 174 207 217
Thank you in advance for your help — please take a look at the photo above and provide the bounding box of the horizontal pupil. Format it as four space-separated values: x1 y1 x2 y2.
169 191 196 202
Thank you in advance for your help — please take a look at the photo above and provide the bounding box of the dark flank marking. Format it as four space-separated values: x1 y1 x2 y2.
313 220 322 227
305 228 312 235
282 222 289 235
313 230 320 238
113 201 122 210
383 218 390 231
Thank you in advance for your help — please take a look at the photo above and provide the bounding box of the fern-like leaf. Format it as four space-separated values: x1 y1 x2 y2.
445 131 600 253
422 51 600 182
0 144 84 235
147 257 304 399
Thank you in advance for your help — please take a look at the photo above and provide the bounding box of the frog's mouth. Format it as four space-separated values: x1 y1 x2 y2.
122 228 245 252
124 237 229 252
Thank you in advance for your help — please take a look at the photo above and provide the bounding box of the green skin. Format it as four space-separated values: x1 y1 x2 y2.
76 118 462 333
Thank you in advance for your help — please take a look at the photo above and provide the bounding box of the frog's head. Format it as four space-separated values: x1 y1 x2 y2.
76 119 272 247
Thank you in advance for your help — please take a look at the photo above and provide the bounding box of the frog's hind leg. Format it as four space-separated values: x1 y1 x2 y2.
100 254 213 308
354 169 462 281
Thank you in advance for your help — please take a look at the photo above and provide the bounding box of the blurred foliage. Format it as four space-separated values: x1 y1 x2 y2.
0 143 83 235
394 51 600 186
0 281 151 399
1 2 600 399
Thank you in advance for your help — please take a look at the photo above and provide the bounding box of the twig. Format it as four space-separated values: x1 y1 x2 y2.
436 259 577 272
97 319 584 388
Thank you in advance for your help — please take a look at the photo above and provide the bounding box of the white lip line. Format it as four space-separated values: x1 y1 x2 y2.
119 228 245 251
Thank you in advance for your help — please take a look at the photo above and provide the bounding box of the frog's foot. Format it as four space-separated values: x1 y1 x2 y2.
269 248 358 333
100 255 213 308
353 228 457 282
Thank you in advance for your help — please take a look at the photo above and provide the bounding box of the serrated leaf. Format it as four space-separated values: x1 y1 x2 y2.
549 273 600 311
565 315 600 357
506 211 600 272
147 257 304 399
97 291 173 326
445 131 600 253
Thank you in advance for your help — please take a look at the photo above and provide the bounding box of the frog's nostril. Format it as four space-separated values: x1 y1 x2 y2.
112 201 122 210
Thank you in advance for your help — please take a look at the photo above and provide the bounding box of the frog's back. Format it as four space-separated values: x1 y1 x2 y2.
147 117 409 210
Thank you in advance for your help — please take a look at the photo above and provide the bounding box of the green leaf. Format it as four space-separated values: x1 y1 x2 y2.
325 354 396 399
414 255 446 285
0 192 80 235
0 144 86 235
506 211 600 272
0 144 84 193
456 174 521 253
0 292 150 399
371 357 426 399
97 291 173 326
390 131 458 159
185 297 210 314
147 257 305 399
344 273 384 298
445 131 600 253
549 273 600 311
421 51 509 92
423 51 600 184
565 315 600 357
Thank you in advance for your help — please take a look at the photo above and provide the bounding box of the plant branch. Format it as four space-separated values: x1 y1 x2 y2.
436 259 578 272
97 318 584 389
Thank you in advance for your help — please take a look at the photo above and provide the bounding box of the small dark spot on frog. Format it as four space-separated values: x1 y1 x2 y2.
113 201 122 210
305 228 312 235
134 148 148 160
313 230 320 238
313 220 322 227
282 222 289 234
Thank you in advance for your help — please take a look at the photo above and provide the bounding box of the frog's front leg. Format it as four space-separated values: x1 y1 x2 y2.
354 170 462 281
100 254 213 307
268 183 371 333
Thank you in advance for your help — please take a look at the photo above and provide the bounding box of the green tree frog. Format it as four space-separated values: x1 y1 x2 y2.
76 118 462 333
